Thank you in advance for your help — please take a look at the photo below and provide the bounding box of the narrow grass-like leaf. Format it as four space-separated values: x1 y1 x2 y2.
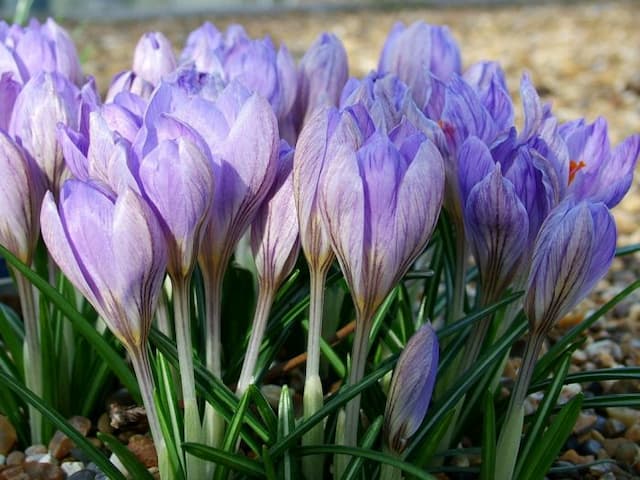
615 242 640 256
153 389 184 479
0 367 27 444
515 353 572 479
480 389 496 480
295 445 436 480
369 288 399 345
0 369 126 480
248 384 278 439
183 443 265 477
0 245 139 397
405 410 455 480
530 367 640 391
533 278 640 383
214 386 253 480
342 415 383 480
154 352 183 468
263 444 278 480
278 385 296 480
98 432 155 480
270 355 398 459
519 394 583 480
581 394 640 409
0 303 24 373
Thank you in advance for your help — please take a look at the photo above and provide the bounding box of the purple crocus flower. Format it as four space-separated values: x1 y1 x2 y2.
524 199 616 335
294 32 348 133
319 103 444 321
180 23 297 122
560 117 640 208
0 130 46 264
378 21 461 110
132 32 177 86
40 180 167 350
9 71 82 195
384 323 439 454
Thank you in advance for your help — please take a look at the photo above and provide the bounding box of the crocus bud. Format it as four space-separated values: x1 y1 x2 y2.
561 117 640 208
137 133 214 280
132 32 177 86
40 180 167 351
9 71 81 195
0 130 46 264
13 18 82 85
383 324 439 454
251 140 299 291
524 200 616 336
295 33 348 129
378 21 461 110
319 103 445 321
106 70 154 102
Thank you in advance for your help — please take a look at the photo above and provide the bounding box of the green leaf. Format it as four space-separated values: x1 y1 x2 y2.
248 384 278 440
519 394 583 480
183 443 265 477
295 445 436 480
277 385 297 480
262 444 278 480
341 415 383 480
0 368 126 480
214 386 253 480
0 244 139 397
581 394 640 409
98 432 155 480
530 367 640 391
0 303 24 374
480 389 496 480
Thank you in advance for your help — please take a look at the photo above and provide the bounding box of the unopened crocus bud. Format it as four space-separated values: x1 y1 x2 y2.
295 33 348 130
133 32 177 86
384 324 439 454
251 140 299 290
378 21 461 110
524 200 616 336
0 130 46 264
40 180 167 350
9 71 81 195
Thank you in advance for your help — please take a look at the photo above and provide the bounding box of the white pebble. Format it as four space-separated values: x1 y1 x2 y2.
61 461 84 477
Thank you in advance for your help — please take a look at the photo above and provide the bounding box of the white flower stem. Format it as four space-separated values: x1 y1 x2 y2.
302 266 329 479
343 315 371 448
172 276 204 479
495 331 545 480
129 346 173 480
236 287 274 395
15 270 42 444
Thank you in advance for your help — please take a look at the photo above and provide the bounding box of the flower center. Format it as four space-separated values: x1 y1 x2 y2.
568 159 586 184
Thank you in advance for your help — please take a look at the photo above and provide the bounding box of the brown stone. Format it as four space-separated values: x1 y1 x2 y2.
22 462 64 480
614 441 640 465
0 417 17 456
573 412 598 436
5 451 24 466
559 449 594 465
97 413 113 435
624 423 640 442
48 416 91 460
607 407 640 429
127 435 157 468
0 465 28 480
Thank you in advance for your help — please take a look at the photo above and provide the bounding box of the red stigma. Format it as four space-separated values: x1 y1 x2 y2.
569 160 586 184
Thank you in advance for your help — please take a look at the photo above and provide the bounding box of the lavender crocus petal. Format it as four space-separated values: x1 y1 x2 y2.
251 141 299 289
57 123 89 180
464 165 529 300
384 323 439 454
293 107 338 270
106 139 141 195
180 22 224 73
0 131 45 263
0 73 21 130
106 70 154 102
42 18 83 84
101 103 142 143
138 137 214 278
524 200 615 334
519 73 544 142
132 32 177 86
457 136 495 205
463 61 508 93
9 71 80 194
602 133 640 207
0 43 28 83
14 26 57 79
276 44 297 120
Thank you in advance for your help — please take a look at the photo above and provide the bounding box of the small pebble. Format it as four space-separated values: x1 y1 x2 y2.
0 454 5 465
48 416 91 460
127 434 157 468
69 447 92 464
60 461 84 477
603 418 627 437
559 448 594 464
578 439 603 456
573 412 598 435
68 470 97 480
5 451 23 466
0 465 27 480
24 445 46 457
0 417 17 456
614 441 640 464
624 423 640 442
24 454 45 463
22 461 64 480
607 407 640 428
97 414 112 435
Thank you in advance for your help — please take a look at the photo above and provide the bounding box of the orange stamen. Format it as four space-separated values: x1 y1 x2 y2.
568 160 586 184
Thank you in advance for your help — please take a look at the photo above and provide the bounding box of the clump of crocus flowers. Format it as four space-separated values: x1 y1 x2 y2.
0 15 638 480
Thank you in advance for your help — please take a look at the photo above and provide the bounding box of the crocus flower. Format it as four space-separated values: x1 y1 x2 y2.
294 32 348 132
524 199 616 336
384 323 439 454
41 180 167 349
378 21 461 110
0 130 46 264
9 71 81 195
560 117 640 208
132 32 177 86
